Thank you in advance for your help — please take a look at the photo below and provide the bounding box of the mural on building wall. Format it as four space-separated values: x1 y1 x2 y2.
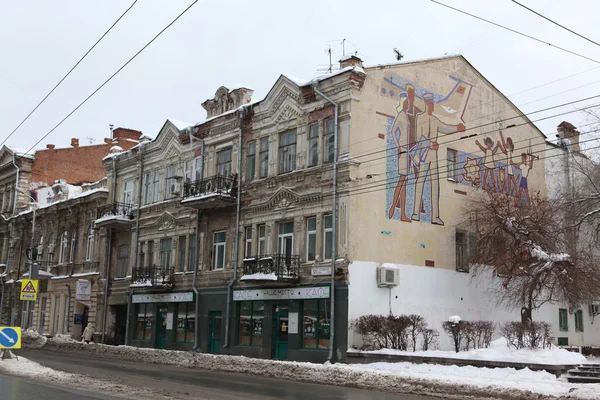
384 73 473 225
383 74 537 225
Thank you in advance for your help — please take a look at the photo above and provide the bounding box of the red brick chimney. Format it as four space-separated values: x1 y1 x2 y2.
339 55 363 69
70 138 79 148
112 127 143 142
46 144 55 150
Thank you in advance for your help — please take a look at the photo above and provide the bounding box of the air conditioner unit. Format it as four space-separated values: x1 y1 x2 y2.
376 264 400 288
170 182 182 195
589 304 600 316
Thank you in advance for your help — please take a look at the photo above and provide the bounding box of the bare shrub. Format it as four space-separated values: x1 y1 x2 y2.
421 328 439 351
500 321 554 349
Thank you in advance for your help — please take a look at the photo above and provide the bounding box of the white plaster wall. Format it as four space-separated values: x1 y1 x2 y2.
347 261 600 350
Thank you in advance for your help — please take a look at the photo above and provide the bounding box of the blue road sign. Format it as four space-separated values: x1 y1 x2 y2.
0 327 20 349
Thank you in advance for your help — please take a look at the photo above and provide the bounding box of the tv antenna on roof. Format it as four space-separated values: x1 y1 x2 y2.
393 48 404 61
324 45 334 73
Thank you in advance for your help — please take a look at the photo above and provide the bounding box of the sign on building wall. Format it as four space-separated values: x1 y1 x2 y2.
76 279 92 302
288 312 299 334
311 267 332 276
233 286 330 301
132 292 194 304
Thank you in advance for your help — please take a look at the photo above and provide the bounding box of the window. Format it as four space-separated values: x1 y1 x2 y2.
559 308 568 331
278 222 294 256
447 149 459 181
165 164 178 200
59 231 68 263
279 130 296 174
259 137 269 178
238 301 264 346
178 236 187 272
144 172 153 205
575 309 584 332
217 148 232 177
302 299 330 349
323 215 333 261
308 123 319 167
257 224 266 257
160 238 172 267
85 226 94 261
123 179 134 204
212 231 226 270
47 233 55 264
139 247 145 269
194 157 203 181
245 227 253 258
70 231 76 263
246 142 256 181
152 170 160 203
324 118 335 163
306 217 317 262
175 303 195 342
184 161 192 184
37 235 44 262
135 304 153 340
116 245 128 278
53 295 61 333
63 294 70 334
456 232 467 272
189 233 197 271
148 242 154 267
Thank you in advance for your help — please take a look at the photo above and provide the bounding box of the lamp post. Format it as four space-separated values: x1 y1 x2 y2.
15 188 38 328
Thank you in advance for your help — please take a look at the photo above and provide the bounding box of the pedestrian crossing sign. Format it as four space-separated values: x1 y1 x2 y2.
20 279 38 301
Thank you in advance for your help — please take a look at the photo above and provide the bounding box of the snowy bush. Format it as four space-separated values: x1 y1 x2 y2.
443 320 495 352
500 321 553 350
351 314 436 351
420 328 439 351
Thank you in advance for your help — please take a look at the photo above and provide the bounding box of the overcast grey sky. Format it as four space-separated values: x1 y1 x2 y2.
1 0 599 152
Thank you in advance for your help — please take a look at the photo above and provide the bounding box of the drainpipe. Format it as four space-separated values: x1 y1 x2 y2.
192 211 201 351
0 273 5 323
224 110 244 348
125 290 132 345
313 85 338 363
11 153 20 215
11 240 23 326
102 157 118 344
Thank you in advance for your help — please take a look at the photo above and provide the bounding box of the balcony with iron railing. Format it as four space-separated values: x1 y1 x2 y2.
241 254 300 282
131 265 174 288
181 174 237 210
95 202 135 229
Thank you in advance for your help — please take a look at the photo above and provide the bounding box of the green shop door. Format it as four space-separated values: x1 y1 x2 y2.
156 306 168 349
208 311 222 354
272 309 289 360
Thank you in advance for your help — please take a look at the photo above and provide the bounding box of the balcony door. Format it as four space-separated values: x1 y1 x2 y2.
123 179 134 205
278 222 293 275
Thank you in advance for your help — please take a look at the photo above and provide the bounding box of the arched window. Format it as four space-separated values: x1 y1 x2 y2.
37 235 44 261
47 233 55 264
70 231 76 263
59 231 68 263
86 226 94 261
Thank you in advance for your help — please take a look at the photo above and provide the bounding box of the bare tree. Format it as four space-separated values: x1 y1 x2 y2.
465 191 600 319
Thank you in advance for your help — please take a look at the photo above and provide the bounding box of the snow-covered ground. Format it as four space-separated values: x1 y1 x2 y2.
21 335 597 399
348 338 587 365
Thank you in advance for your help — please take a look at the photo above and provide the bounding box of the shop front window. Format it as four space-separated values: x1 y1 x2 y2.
135 304 154 341
175 303 195 342
302 299 330 349
237 301 264 346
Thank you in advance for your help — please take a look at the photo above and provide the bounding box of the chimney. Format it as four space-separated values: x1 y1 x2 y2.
339 55 363 69
104 138 112 145
46 144 55 150
112 127 143 142
70 138 79 148
557 121 580 152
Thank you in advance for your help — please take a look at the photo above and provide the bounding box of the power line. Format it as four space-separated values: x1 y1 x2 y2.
1 1 139 148
511 0 600 48
430 0 600 65
23 0 199 155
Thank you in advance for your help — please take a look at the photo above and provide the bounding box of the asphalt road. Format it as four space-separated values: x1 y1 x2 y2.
16 349 440 400
0 374 128 400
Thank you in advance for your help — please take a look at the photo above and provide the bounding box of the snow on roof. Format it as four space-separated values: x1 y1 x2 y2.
195 99 259 126
240 272 278 281
364 54 462 70
168 118 192 131
282 65 366 88
7 146 35 159
10 187 108 218
225 85 253 92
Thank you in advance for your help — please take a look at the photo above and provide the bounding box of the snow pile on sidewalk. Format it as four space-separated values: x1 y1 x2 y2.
41 337 600 399
21 328 47 349
0 354 173 400
52 334 80 344
348 338 587 365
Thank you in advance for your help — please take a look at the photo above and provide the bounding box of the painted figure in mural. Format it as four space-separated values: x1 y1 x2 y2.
475 137 501 191
498 131 518 196
512 152 536 204
411 93 465 225
388 84 422 221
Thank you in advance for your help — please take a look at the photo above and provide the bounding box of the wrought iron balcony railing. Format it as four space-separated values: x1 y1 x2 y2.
97 202 134 220
131 266 174 287
242 254 300 282
183 174 237 200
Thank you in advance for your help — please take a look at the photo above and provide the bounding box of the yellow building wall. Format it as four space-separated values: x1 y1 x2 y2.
346 56 548 269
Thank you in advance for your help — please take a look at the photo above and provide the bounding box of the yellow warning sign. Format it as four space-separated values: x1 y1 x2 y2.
20 279 38 301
